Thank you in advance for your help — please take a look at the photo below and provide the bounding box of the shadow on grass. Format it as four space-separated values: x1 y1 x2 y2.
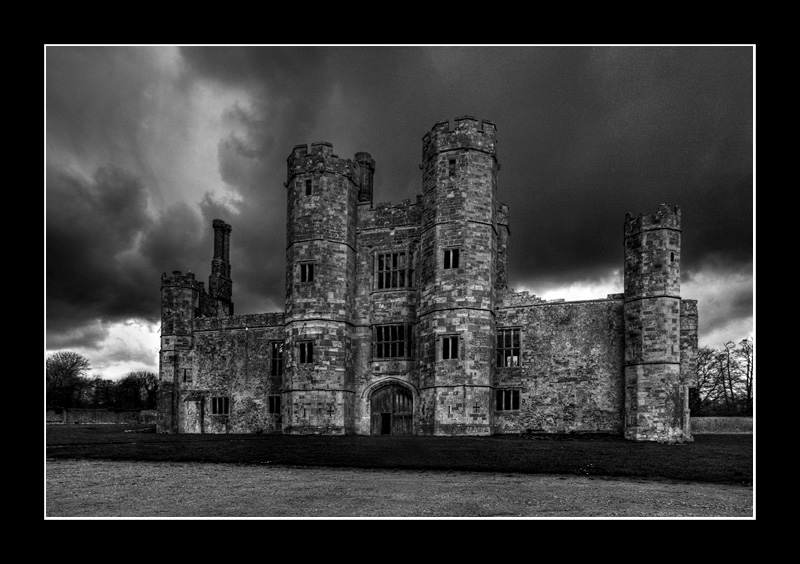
45 424 752 486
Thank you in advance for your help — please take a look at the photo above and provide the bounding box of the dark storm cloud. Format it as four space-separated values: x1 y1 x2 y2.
179 46 333 140
138 200 209 274
481 46 754 292
46 164 155 343
46 45 753 363
165 45 754 334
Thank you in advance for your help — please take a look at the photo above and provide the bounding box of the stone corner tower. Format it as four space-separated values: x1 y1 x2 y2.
157 269 202 433
418 116 499 436
623 203 694 443
283 141 359 434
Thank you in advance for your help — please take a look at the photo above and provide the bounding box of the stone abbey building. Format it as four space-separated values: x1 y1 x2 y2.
157 117 699 442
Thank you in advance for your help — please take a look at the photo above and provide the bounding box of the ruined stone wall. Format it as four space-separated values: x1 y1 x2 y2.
495 298 626 434
187 314 285 434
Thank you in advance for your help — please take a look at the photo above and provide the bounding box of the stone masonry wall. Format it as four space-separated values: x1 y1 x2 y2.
284 141 358 434
495 298 626 434
623 205 688 442
418 117 499 435
354 200 422 434
189 317 285 434
158 120 699 441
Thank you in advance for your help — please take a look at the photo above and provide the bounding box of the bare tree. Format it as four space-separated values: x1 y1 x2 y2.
733 337 754 413
691 338 754 416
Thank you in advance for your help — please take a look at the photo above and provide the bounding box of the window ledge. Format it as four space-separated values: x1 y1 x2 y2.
370 288 416 294
370 357 415 362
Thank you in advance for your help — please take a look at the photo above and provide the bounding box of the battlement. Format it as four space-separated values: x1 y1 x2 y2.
500 290 547 307
422 116 498 161
161 270 203 289
286 142 357 184
359 196 424 230
624 204 681 236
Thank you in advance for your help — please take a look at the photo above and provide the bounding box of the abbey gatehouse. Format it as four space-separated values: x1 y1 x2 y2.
157 117 699 442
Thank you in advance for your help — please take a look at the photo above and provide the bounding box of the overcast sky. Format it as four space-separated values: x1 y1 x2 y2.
45 45 754 380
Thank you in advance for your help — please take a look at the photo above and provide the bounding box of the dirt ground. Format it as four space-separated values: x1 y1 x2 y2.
45 458 754 518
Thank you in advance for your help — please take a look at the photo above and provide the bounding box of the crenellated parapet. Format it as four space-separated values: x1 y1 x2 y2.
358 196 424 230
624 204 681 237
624 204 681 300
161 270 203 290
500 290 546 307
422 116 497 162
286 142 358 186
160 270 202 352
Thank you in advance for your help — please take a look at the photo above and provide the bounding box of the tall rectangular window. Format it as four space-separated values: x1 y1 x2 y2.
298 341 314 364
442 335 459 360
448 157 456 177
300 262 314 282
268 395 281 414
305 179 312 195
376 251 413 289
443 248 460 269
496 328 521 367
211 396 230 415
374 324 411 358
495 389 520 411
270 341 284 376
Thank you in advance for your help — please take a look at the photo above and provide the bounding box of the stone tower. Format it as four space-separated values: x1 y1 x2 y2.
623 204 691 442
283 142 358 434
418 116 499 435
157 270 200 433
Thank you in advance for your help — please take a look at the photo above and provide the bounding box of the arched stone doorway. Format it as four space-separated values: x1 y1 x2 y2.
370 384 413 435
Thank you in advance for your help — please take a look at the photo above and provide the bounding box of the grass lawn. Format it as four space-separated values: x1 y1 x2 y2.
45 424 753 486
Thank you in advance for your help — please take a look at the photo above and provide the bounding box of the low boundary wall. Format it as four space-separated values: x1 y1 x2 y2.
46 408 157 425
691 416 753 434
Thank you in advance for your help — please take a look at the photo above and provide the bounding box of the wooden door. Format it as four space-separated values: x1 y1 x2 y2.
370 385 413 435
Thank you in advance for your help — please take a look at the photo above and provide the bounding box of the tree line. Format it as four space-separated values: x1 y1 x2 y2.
690 337 753 417
46 351 158 410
